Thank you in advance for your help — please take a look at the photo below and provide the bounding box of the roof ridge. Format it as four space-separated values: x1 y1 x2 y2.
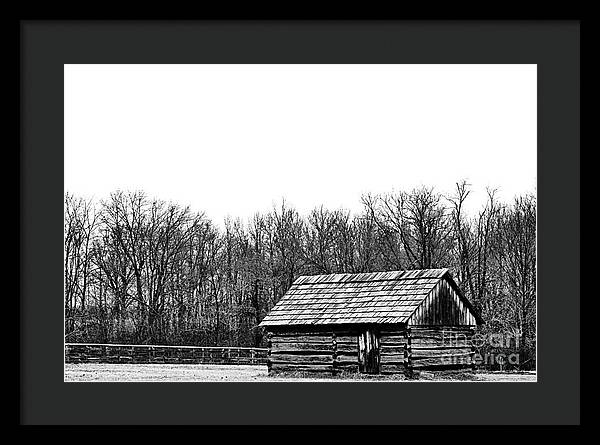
293 276 443 286
296 268 447 278
292 268 449 285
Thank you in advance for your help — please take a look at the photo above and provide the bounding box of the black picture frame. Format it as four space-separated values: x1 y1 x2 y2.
20 20 580 425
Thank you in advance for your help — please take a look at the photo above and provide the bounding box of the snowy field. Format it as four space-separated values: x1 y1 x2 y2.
64 363 536 383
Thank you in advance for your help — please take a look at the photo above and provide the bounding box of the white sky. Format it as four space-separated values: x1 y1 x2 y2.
64 64 537 224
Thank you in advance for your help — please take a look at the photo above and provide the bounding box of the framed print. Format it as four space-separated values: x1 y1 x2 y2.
20 20 580 425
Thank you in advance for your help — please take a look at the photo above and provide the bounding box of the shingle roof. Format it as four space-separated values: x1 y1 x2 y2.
259 268 458 327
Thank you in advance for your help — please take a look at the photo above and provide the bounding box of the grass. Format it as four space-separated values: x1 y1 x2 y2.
268 369 478 381
268 369 408 380
64 363 537 382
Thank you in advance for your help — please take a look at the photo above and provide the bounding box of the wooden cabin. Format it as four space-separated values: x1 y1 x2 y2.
259 268 483 376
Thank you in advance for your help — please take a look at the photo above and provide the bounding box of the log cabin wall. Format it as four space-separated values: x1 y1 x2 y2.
267 324 477 375
379 326 409 374
267 326 360 374
267 324 412 375
408 326 476 370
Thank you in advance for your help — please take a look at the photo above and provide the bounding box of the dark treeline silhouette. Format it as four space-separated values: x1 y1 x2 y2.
65 182 536 370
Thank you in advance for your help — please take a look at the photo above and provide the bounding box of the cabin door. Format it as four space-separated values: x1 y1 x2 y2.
358 328 380 374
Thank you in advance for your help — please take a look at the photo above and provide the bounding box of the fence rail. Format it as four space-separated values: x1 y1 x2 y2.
65 343 268 365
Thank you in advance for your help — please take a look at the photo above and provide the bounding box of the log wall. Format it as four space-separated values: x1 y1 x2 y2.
266 324 478 375
65 343 268 365
267 329 360 374
379 327 409 374
407 326 476 371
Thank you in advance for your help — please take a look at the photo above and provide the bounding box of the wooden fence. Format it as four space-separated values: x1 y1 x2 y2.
65 343 268 365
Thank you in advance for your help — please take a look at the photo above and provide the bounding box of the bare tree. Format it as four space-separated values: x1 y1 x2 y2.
64 193 98 340
303 206 338 274
449 183 501 308
494 194 537 368
362 187 454 269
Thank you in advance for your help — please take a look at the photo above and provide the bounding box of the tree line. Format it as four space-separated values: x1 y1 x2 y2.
65 182 536 370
